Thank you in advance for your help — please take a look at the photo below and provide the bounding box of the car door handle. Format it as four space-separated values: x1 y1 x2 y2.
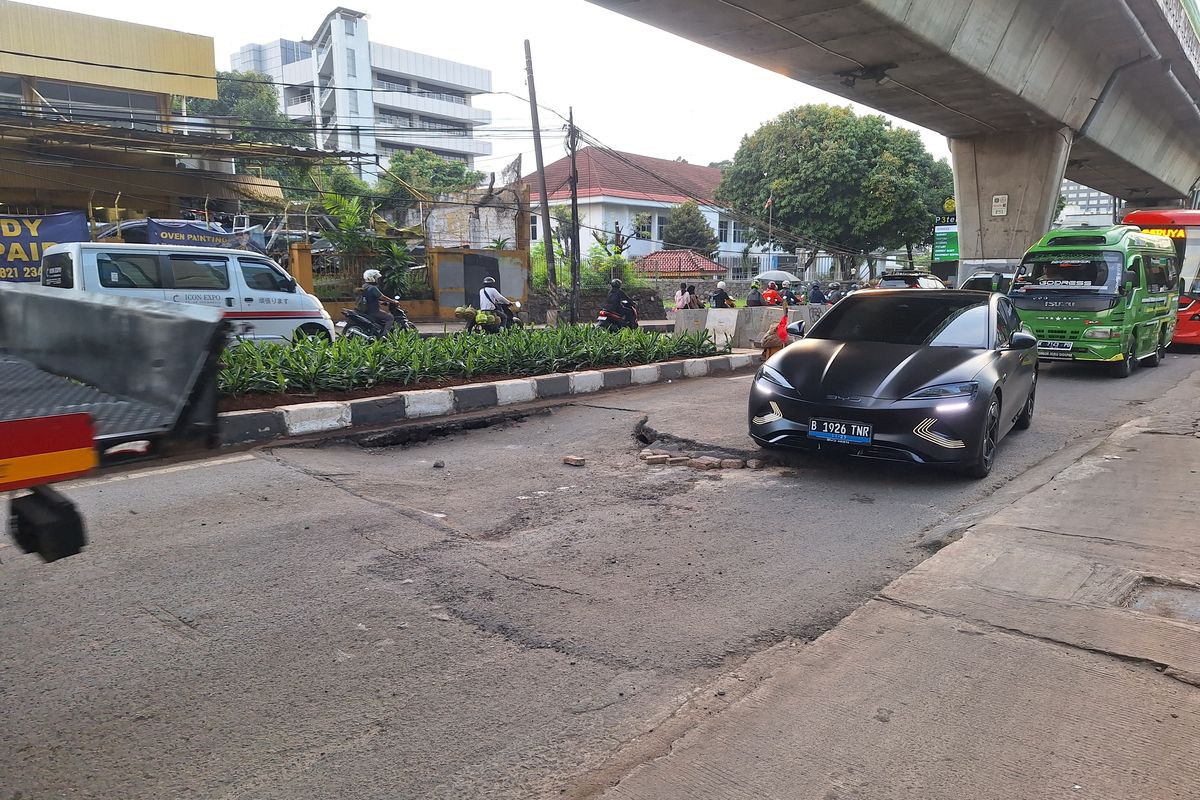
245 297 254 302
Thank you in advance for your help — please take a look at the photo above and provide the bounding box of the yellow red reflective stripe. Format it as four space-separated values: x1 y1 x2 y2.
0 447 97 491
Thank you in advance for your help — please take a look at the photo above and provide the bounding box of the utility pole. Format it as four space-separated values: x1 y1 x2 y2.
567 107 582 325
524 40 557 293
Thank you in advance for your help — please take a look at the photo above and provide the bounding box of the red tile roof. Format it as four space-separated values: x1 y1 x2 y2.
525 147 723 205
634 249 725 276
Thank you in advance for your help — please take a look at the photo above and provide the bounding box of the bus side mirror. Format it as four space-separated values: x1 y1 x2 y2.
1015 264 1028 277
1121 270 1137 294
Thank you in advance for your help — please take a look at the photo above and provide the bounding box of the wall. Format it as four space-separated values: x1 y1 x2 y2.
524 287 666 324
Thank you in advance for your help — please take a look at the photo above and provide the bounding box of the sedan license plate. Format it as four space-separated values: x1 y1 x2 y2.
809 418 872 445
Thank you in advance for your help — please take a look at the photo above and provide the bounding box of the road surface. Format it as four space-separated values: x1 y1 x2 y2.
2 352 1197 798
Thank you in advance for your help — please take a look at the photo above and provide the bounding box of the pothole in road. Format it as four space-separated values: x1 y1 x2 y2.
1125 579 1200 623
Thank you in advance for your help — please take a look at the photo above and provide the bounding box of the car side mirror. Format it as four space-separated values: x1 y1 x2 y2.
991 272 1003 291
1008 331 1037 350
786 320 805 337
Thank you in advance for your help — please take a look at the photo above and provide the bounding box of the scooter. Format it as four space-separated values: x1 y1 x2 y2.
336 301 417 339
596 300 639 332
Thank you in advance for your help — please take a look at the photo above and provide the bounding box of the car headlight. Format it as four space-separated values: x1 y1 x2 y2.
757 364 794 389
903 381 978 401
1082 326 1120 340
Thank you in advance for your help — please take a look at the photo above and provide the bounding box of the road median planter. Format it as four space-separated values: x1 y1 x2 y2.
217 353 760 447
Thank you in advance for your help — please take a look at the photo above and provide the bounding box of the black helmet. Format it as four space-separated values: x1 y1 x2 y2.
828 281 842 289
483 276 496 285
611 278 622 288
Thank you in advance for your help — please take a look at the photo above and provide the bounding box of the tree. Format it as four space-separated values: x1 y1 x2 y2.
661 200 719 257
184 71 316 197
715 104 952 277
376 148 485 209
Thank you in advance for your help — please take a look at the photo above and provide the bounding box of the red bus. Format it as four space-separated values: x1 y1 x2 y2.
1122 209 1200 344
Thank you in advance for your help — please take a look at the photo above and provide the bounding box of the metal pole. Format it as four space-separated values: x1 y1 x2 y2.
568 107 582 325
524 40 557 292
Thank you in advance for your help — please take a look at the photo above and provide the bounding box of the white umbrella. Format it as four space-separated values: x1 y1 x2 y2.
752 270 802 284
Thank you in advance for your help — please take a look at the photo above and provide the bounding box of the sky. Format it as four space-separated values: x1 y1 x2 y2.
34 0 951 177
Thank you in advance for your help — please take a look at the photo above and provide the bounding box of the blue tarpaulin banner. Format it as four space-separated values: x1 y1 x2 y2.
0 211 89 282
147 220 236 248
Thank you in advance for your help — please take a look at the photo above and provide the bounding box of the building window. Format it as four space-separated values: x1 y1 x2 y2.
349 93 359 115
732 221 747 244
635 216 652 240
346 48 356 77
351 126 361 148
718 220 729 243
657 215 669 243
344 17 356 35
531 214 538 241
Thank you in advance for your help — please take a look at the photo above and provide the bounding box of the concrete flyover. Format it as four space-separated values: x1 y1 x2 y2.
587 0 1200 277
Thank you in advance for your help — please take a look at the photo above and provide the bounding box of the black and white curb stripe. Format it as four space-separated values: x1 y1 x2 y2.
219 353 758 446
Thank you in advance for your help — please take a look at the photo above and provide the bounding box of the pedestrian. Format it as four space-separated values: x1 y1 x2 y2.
686 284 704 309
710 280 735 308
673 281 688 311
746 281 765 307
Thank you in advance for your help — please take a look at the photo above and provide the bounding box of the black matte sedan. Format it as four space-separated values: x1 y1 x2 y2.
748 290 1038 477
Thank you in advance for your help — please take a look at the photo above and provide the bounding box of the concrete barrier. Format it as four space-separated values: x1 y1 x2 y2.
675 306 812 350
279 401 352 436
404 389 455 418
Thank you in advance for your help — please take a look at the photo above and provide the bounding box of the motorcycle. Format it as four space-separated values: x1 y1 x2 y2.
336 300 418 339
596 300 639 332
469 301 523 334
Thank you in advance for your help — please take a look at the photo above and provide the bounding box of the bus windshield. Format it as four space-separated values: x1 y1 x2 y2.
1015 251 1124 292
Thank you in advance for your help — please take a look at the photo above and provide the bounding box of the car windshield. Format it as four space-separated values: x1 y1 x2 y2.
878 275 921 288
1015 251 1123 291
962 275 1012 292
810 294 990 348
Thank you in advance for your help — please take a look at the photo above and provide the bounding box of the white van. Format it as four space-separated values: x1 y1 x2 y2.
39 242 335 342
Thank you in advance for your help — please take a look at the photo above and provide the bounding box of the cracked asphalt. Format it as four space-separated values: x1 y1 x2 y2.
2 351 1199 799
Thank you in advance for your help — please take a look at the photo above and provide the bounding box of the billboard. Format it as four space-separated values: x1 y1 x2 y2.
932 196 959 263
0 211 89 282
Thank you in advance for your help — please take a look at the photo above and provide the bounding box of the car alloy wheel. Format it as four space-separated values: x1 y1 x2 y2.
962 395 1001 479
1014 372 1035 430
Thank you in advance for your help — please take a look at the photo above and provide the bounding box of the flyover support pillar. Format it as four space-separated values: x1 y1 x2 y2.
950 127 1073 285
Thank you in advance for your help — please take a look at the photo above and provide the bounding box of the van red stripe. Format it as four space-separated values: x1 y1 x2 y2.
0 413 94 459
223 311 326 319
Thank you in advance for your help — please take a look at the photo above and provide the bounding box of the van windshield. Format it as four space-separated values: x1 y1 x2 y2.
1014 251 1123 292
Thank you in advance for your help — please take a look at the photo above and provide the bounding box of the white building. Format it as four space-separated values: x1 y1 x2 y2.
232 7 492 178
525 147 788 279
1058 178 1119 226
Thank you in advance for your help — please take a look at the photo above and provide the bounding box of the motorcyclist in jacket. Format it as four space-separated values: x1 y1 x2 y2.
808 282 828 305
361 269 401 335
604 279 636 328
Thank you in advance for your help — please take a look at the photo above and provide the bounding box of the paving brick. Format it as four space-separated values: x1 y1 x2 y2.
453 383 499 412
348 394 406 427
659 361 684 381
570 370 604 394
535 373 571 398
494 378 537 405
746 459 766 469
666 457 691 466
630 364 660 384
405 389 455 418
219 409 286 445
602 368 632 389
688 458 716 470
563 455 586 466
278 401 351 436
720 459 747 469
644 454 670 464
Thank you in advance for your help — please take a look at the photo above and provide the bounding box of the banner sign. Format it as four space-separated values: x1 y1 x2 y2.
932 196 959 263
147 220 236 248
0 211 89 282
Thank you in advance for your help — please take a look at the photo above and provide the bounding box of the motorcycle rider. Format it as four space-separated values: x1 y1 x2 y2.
604 278 636 328
826 281 844 303
361 268 400 335
808 281 828 305
479 276 515 327
710 280 734 308
761 281 783 306
780 281 800 305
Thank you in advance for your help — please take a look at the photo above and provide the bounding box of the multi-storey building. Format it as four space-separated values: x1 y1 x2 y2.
1059 178 1119 224
232 7 492 178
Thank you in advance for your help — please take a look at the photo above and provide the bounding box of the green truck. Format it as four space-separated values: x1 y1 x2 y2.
1010 225 1178 378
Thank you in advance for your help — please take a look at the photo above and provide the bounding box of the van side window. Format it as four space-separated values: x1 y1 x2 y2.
1146 255 1173 292
97 253 162 288
239 258 293 292
41 252 73 288
1128 257 1143 287
169 255 229 290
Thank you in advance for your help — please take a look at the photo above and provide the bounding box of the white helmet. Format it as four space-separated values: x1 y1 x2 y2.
363 269 382 283
717 281 727 289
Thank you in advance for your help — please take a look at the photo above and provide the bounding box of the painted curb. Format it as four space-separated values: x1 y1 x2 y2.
220 353 760 448
278 401 351 436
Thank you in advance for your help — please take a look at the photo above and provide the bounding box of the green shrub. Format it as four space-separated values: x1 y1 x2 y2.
219 327 723 397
